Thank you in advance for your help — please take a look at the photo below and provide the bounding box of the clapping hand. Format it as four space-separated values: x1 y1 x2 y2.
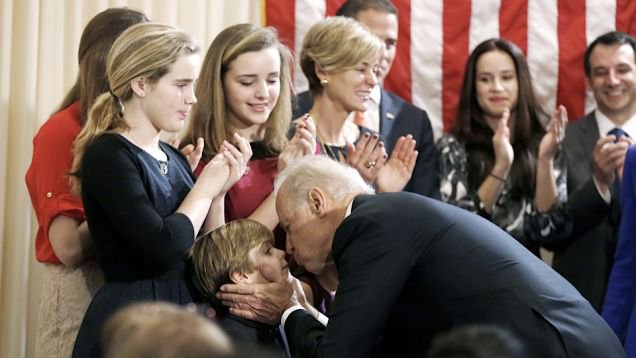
594 133 632 190
375 135 418 193
617 136 633 181
539 105 568 161
278 115 317 171
220 133 253 193
167 135 204 172
346 132 388 184
492 108 514 174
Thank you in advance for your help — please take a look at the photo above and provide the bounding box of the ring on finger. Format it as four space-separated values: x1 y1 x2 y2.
364 160 376 169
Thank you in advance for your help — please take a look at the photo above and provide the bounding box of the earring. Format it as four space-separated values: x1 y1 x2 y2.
320 79 328 86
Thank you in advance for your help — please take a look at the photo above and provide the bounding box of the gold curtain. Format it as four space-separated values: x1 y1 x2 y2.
0 1 261 356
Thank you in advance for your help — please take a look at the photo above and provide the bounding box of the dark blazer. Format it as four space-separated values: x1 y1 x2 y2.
553 111 621 311
294 90 439 198
284 193 624 358
603 145 636 354
221 314 289 357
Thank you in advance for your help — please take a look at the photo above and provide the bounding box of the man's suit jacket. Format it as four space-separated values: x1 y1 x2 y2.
284 193 624 358
603 145 636 355
294 90 439 198
553 111 621 311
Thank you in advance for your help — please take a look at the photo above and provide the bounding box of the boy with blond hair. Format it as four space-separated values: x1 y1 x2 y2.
189 219 291 357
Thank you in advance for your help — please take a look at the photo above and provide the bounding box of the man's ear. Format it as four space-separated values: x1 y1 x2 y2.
229 270 250 284
130 76 147 98
308 187 326 217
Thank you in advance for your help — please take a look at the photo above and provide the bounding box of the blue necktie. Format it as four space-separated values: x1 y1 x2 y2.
606 128 627 197
607 127 629 142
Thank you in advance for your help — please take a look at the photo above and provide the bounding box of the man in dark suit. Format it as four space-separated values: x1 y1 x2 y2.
552 31 636 311
293 0 439 198
272 156 624 358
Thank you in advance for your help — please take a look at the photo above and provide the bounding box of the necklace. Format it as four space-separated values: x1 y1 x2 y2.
306 113 347 162
120 132 169 175
158 160 169 175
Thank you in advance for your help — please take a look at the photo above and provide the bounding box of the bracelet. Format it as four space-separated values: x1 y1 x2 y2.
489 172 507 182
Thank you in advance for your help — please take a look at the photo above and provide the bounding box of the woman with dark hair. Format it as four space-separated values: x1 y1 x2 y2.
437 38 569 255
25 8 148 357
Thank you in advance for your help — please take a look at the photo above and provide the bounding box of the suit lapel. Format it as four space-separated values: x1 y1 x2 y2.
578 112 600 165
379 89 397 136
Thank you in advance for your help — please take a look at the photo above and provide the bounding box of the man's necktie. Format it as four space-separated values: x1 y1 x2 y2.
607 127 629 142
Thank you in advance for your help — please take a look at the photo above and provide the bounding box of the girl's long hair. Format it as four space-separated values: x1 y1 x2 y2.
182 24 294 161
57 8 148 124
70 23 199 188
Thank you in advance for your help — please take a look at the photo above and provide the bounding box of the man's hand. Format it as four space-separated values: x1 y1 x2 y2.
216 264 293 324
617 136 633 181
593 135 630 192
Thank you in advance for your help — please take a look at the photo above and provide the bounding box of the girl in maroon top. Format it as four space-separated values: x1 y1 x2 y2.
180 24 324 308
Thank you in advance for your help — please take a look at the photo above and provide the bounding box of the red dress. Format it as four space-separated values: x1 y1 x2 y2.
193 142 284 245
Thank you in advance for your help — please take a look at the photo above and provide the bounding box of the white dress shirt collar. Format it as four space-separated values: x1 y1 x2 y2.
595 110 636 138
370 85 381 104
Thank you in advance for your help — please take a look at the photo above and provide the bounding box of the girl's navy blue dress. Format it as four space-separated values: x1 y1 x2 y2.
72 133 196 357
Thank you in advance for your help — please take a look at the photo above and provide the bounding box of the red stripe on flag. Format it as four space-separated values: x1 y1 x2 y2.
556 0 587 120
616 0 636 35
499 0 528 55
441 0 471 132
264 0 296 50
326 0 346 16
384 0 412 103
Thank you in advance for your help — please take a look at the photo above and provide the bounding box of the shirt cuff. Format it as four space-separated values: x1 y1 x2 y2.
281 305 305 327
592 176 612 204
316 312 329 326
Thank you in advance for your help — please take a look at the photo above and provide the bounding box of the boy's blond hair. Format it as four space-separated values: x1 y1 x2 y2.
189 219 273 312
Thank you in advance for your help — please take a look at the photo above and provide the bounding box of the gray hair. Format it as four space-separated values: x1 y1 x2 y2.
274 156 374 209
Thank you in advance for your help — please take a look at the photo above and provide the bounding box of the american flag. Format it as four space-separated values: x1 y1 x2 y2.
263 0 636 140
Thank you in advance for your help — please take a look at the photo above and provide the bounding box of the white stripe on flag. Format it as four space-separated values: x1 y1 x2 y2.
469 0 501 51
585 0 616 114
411 0 444 140
528 0 559 122
294 0 326 94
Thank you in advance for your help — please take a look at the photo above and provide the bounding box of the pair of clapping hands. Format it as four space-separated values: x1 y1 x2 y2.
168 133 253 193
284 115 419 193
347 132 419 193
492 106 569 176
593 127 633 193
